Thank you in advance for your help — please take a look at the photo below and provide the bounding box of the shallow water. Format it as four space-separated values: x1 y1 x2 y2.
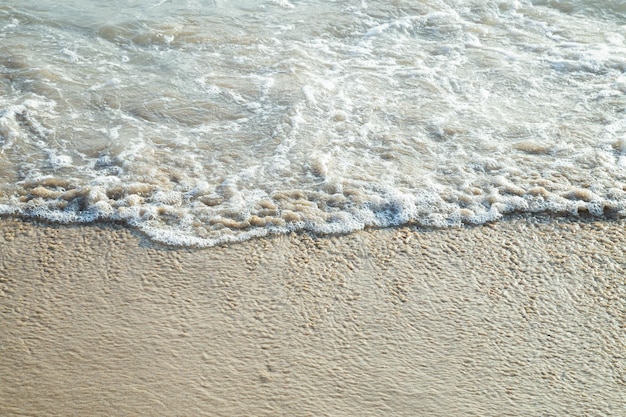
2 0 626 246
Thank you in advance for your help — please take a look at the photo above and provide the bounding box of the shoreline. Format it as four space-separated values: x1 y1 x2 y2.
0 209 621 249
1 217 624 415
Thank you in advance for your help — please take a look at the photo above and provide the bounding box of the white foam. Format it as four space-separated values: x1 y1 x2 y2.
3 0 626 246
48 154 73 169
268 0 295 9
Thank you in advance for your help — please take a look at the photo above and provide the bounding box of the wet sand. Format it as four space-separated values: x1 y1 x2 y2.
0 217 624 416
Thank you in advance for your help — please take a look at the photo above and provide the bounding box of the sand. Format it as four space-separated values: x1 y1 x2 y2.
0 217 624 416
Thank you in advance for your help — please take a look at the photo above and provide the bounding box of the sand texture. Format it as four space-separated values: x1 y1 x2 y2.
0 217 625 416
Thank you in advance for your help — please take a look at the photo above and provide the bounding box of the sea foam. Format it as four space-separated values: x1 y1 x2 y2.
1 0 626 246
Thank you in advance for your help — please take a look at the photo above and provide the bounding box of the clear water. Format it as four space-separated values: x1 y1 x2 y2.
2 0 626 246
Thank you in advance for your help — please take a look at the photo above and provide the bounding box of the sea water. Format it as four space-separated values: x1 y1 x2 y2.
1 0 626 246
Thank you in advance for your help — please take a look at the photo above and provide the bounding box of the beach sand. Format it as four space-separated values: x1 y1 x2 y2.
0 217 624 416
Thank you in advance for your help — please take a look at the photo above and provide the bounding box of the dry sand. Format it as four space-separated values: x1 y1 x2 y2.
0 217 624 416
